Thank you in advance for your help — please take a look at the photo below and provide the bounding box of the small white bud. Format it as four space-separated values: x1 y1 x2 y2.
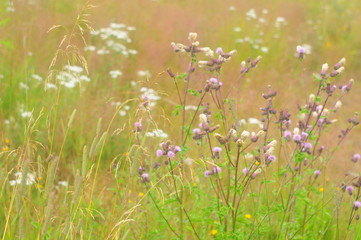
199 114 207 123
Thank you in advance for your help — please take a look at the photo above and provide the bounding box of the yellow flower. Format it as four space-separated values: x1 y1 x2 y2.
319 187 324 192
192 183 197 187
2 146 9 152
210 229 217 236
138 192 144 197
5 138 9 144
125 152 129 157
255 161 260 165
245 214 252 219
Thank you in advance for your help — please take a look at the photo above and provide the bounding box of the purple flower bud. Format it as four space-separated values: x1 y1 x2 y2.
193 128 201 134
293 134 301 143
156 149 164 157
216 47 224 55
316 105 323 112
352 154 361 163
301 132 309 140
284 130 292 141
167 151 175 158
204 170 212 177
210 77 218 84
303 142 312 152
213 147 222 153
141 173 150 182
212 166 222 174
267 155 276 163
135 122 142 132
174 146 181 153
242 168 249 175
354 201 361 210
314 170 321 179
346 186 354 195
138 166 146 174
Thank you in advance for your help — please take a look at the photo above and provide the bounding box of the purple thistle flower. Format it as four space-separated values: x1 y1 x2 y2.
284 130 292 141
314 170 321 179
242 168 249 175
212 166 222 174
141 173 150 182
210 77 218 84
204 170 212 177
354 201 361 210
293 134 301 143
301 132 309 141
193 128 201 134
156 149 164 157
213 147 222 153
167 151 175 158
216 47 224 55
174 146 181 153
352 154 361 163
135 122 142 128
303 142 312 152
267 155 276 163
346 186 354 195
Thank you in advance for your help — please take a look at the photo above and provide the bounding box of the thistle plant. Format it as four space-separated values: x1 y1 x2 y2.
131 33 359 239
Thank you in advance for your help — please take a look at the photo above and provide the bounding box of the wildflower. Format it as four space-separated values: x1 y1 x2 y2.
210 229 218 236
204 170 212 177
284 130 292 141
9 172 36 186
156 150 164 157
320 63 329 76
302 142 312 153
314 170 321 179
58 181 68 187
330 66 344 77
141 173 150 182
213 147 222 153
354 201 361 210
245 214 252 219
212 166 222 174
334 57 346 70
334 101 342 111
266 155 276 164
167 151 175 158
241 130 250 140
296 45 306 59
174 146 181 153
319 187 324 192
293 134 301 143
242 168 249 175
346 186 354 195
199 113 208 124
134 122 142 132
351 153 360 163
138 192 144 197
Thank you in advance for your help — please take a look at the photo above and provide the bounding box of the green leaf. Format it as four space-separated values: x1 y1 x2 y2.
187 89 200 97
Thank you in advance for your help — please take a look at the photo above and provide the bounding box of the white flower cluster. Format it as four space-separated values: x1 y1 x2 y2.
109 70 123 79
9 172 36 186
239 118 264 129
146 129 168 138
235 9 287 53
109 101 131 117
86 23 137 56
57 65 90 89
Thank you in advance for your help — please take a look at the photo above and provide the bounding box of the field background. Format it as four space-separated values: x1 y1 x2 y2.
1 0 361 239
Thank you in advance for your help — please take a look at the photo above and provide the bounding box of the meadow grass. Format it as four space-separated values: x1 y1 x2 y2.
1 0 361 239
